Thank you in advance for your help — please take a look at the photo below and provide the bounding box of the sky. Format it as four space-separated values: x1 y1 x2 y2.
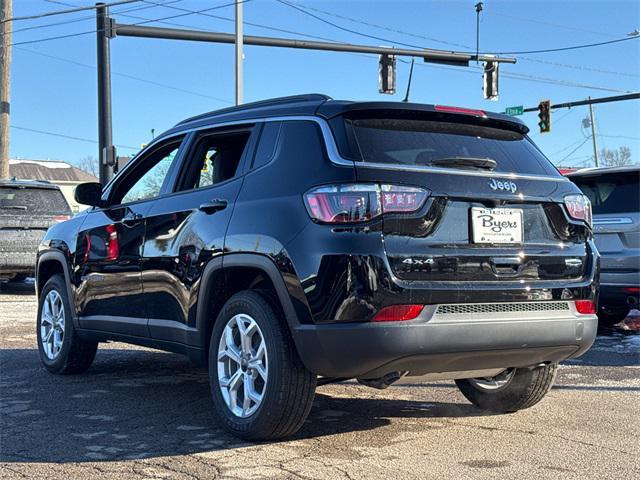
7 0 640 169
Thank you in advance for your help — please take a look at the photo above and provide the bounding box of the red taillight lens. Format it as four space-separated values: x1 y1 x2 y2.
372 304 424 322
575 300 595 315
105 224 119 261
304 184 429 224
52 215 71 223
434 105 486 117
622 287 639 294
564 194 592 227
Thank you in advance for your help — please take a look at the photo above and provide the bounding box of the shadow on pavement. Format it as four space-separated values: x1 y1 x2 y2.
0 278 36 296
1 347 488 464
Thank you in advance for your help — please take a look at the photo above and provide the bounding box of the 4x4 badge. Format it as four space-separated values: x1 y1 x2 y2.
488 178 517 193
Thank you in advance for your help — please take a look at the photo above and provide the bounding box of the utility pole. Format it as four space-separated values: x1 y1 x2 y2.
475 2 483 64
235 0 243 105
96 2 115 185
588 97 599 167
0 0 12 180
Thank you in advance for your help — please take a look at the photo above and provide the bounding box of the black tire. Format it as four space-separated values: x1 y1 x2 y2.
8 273 28 283
208 290 316 440
598 309 629 327
455 364 557 413
37 274 98 374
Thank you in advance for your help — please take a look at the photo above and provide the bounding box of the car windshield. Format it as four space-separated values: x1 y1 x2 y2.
347 118 560 176
0 187 70 214
571 171 640 214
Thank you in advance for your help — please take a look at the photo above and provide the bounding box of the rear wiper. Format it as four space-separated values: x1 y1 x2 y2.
1 205 28 210
429 157 497 171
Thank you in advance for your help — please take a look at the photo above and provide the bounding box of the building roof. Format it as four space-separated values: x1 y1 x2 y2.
9 159 98 183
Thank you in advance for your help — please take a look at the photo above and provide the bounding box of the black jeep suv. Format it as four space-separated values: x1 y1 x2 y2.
36 94 598 439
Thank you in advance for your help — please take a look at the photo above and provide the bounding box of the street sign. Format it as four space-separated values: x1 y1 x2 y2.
505 105 524 116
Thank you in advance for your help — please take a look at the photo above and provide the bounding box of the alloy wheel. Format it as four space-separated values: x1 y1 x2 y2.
217 314 268 418
40 290 65 360
468 368 516 391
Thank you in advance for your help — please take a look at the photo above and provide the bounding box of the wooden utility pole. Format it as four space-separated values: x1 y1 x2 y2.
588 97 599 167
0 0 12 180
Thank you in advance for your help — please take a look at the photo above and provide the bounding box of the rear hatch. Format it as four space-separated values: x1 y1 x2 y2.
0 185 71 249
329 108 592 283
569 170 640 276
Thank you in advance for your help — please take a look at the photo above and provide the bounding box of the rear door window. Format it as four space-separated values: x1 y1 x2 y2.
0 187 70 214
571 172 640 214
345 118 560 176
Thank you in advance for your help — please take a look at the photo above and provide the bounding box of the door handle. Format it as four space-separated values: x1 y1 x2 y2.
199 199 228 215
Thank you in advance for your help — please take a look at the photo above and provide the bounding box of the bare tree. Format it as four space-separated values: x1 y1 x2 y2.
74 155 99 178
596 146 633 167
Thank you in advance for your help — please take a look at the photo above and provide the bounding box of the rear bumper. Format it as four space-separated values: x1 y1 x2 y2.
292 308 598 378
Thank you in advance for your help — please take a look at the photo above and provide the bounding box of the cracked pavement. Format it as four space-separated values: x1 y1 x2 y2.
1 281 639 479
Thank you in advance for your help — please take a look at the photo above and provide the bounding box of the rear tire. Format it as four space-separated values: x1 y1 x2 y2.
598 309 629 327
208 290 316 440
455 364 557 413
37 274 98 374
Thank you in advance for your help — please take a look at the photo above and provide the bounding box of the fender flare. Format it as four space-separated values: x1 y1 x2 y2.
195 253 301 348
36 250 79 328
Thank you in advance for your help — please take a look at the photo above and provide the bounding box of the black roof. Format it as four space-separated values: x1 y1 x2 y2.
0 178 60 190
163 93 529 137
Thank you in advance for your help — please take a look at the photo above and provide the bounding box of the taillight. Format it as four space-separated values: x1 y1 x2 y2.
564 194 592 227
373 305 424 322
304 184 429 224
434 105 486 117
575 300 595 315
105 224 120 261
52 215 71 223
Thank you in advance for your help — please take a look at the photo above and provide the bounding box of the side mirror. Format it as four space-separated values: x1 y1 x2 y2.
74 182 105 208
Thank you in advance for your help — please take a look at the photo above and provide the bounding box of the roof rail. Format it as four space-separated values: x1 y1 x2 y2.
177 93 332 126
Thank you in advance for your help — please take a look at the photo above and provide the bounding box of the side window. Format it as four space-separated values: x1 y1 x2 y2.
114 139 183 205
179 129 251 191
252 122 281 169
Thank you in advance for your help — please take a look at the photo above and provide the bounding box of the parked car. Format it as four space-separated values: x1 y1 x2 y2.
0 179 71 282
568 166 640 325
35 94 598 440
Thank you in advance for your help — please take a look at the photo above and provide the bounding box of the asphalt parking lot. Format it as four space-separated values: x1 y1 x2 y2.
1 281 639 479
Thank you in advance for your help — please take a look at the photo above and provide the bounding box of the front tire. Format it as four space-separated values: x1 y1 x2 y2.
208 290 316 440
455 364 557 413
37 274 98 374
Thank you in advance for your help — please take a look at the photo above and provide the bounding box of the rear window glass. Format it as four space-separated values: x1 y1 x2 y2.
0 187 70 214
571 172 640 214
346 118 559 176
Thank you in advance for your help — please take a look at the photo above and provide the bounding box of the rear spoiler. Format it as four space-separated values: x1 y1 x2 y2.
316 100 529 135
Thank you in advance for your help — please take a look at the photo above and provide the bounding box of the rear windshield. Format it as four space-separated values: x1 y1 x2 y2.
571 172 640 214
0 187 70 214
345 118 560 176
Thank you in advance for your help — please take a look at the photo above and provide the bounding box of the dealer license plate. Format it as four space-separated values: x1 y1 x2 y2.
471 207 523 244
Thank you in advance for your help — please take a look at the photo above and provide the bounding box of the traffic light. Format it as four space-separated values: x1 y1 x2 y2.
378 54 396 94
483 60 499 101
538 100 551 133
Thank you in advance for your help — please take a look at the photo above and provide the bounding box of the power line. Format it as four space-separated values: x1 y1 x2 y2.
598 134 640 141
281 1 639 78
9 0 250 46
11 125 139 150
558 136 592 163
278 0 639 56
274 0 425 50
3 0 142 23
4 0 182 37
489 36 639 55
15 47 233 103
